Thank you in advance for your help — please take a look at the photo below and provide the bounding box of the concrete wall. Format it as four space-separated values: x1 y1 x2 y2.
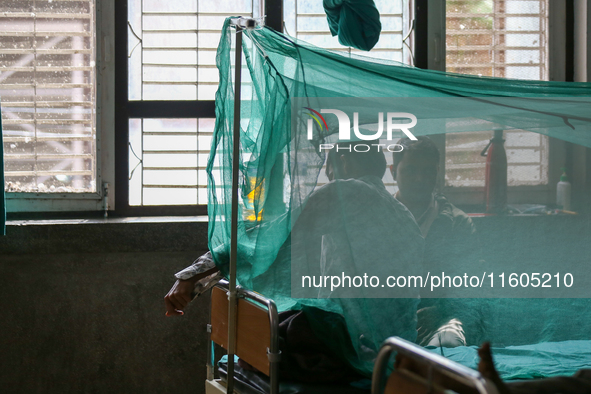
0 219 211 394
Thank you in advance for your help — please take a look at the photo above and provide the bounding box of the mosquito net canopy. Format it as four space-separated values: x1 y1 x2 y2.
207 18 591 378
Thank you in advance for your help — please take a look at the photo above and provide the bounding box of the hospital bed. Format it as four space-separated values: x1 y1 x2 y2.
205 279 498 394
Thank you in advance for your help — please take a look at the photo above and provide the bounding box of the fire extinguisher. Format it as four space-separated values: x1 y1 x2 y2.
481 129 507 213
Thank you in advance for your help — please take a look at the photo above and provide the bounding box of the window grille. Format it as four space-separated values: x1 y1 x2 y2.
1 0 96 193
128 117 215 206
445 0 549 188
127 0 259 101
125 0 259 206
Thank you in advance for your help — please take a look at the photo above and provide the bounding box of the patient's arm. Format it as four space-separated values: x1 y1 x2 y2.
174 251 218 280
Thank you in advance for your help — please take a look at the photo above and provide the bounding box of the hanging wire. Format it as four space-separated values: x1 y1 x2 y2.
127 21 142 58
128 142 143 180
282 21 291 37
402 19 415 66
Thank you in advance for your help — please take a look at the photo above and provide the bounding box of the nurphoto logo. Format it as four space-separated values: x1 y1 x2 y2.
304 108 418 152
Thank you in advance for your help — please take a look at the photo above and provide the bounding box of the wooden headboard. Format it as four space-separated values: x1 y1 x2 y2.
210 286 272 375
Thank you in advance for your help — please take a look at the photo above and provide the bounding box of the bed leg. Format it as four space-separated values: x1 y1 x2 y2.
206 324 214 381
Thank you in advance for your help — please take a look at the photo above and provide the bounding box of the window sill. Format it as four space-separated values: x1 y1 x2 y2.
1 216 209 255
7 215 208 226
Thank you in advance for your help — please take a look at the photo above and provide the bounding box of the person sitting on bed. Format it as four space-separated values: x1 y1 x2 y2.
390 136 482 348
391 136 475 241
166 140 424 316
165 140 425 380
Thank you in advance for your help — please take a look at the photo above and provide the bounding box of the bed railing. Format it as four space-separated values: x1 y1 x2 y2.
372 337 499 394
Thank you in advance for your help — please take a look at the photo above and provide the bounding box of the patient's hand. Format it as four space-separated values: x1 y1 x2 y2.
164 278 197 316
164 267 219 316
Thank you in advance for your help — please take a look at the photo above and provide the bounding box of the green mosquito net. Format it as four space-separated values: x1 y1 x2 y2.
208 18 591 378
324 0 382 51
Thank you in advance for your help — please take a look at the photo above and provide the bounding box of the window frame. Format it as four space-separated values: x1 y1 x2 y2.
112 0 283 216
4 0 116 214
415 0 571 208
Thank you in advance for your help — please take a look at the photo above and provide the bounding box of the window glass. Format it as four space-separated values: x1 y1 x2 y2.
1 0 96 193
127 0 258 101
445 0 549 187
128 118 216 206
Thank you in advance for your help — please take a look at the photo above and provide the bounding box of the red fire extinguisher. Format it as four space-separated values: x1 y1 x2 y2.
481 129 507 213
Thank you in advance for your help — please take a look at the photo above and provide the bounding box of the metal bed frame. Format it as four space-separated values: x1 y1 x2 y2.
372 337 498 394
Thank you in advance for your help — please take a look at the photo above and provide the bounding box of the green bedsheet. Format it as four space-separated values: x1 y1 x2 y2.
433 340 591 380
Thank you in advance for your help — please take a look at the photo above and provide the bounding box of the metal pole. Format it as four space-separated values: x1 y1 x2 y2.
227 24 243 394
267 301 280 394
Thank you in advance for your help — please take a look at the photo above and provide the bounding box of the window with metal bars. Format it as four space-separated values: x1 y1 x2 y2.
119 0 411 211
1 0 96 194
119 0 262 212
128 117 215 206
445 0 550 190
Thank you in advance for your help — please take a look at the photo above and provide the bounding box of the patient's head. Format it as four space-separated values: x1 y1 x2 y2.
391 136 439 203
325 140 387 181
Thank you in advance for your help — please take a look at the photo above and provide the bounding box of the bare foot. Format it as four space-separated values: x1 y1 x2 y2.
478 342 512 394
